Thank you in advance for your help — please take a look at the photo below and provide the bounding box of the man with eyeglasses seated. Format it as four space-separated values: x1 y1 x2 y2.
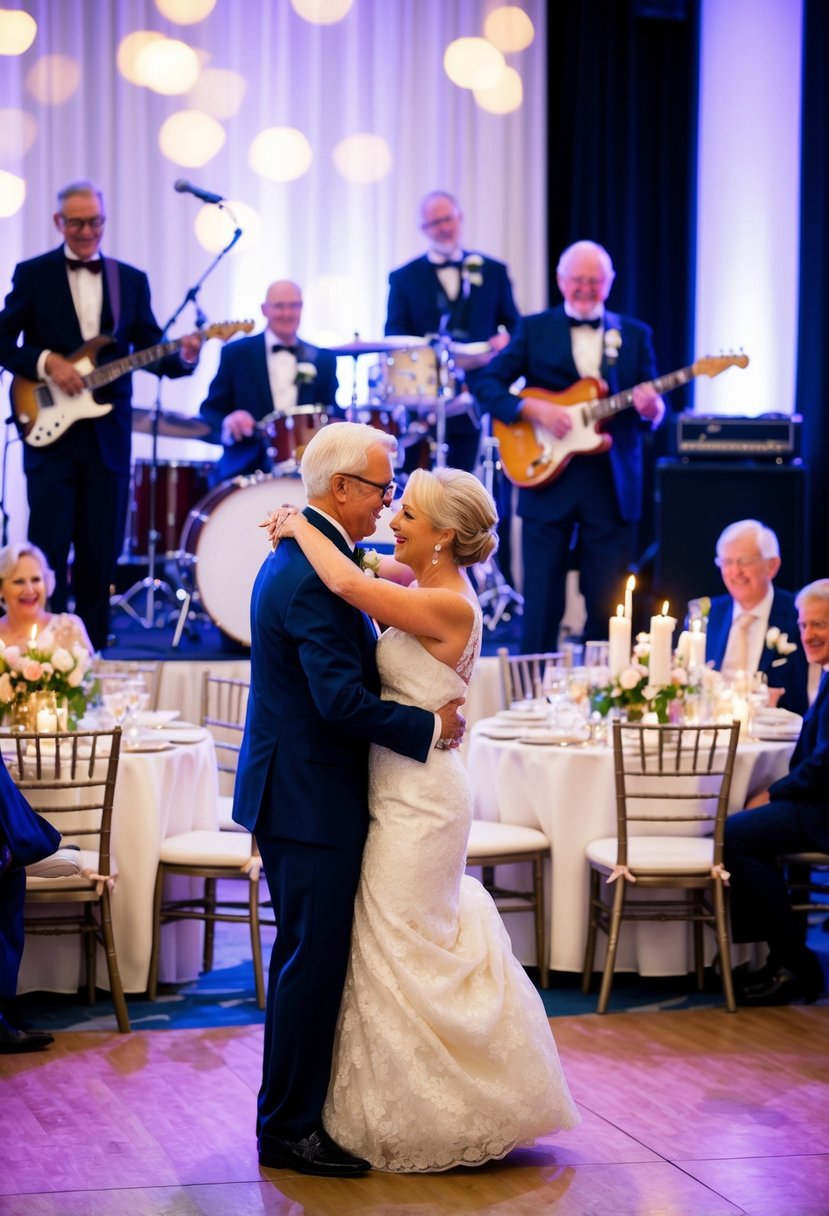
699 519 811 715
476 239 664 651
0 179 201 651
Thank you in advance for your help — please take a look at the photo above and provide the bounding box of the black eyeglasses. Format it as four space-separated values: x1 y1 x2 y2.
60 216 106 232
337 472 397 504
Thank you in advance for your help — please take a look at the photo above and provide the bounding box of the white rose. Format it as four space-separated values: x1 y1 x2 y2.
67 666 85 687
643 684 658 701
670 666 689 686
36 632 55 657
619 666 642 691
765 626 781 647
4 646 22 672
51 647 75 674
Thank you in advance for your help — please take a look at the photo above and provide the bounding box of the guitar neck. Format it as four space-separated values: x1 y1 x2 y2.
82 338 183 391
590 364 696 422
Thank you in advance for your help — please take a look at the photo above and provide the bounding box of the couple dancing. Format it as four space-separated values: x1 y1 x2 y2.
233 421 578 1176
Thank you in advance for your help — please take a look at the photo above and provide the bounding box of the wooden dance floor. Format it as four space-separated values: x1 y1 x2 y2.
1 1006 828 1215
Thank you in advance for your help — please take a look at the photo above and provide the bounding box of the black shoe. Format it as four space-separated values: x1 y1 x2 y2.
734 958 778 995
258 1128 370 1177
737 963 824 1007
0 1013 54 1053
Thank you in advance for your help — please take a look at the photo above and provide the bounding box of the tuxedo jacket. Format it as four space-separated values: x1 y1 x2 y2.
705 590 810 716
199 331 338 480
232 510 435 849
0 245 191 475
769 671 829 804
475 305 659 523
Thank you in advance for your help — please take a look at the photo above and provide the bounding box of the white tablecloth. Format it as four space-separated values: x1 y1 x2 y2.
18 733 220 995
467 721 796 976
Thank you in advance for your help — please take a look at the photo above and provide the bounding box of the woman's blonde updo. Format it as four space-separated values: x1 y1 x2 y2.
406 467 498 567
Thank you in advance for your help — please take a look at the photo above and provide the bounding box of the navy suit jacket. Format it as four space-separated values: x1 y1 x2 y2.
475 305 660 523
0 245 192 475
704 590 810 716
768 671 829 804
232 510 435 849
200 332 338 481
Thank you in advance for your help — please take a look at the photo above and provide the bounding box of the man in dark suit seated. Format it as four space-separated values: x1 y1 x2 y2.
200 279 338 484
476 239 664 651
724 578 829 1006
698 519 811 715
0 180 201 650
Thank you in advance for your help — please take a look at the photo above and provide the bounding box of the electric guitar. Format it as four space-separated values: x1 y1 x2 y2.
11 320 255 447
493 353 749 489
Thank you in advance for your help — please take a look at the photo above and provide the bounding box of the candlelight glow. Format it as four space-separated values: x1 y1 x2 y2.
616 605 624 618
30 624 38 641
662 601 670 616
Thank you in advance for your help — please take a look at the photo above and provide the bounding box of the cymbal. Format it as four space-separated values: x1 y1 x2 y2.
448 341 495 371
327 335 428 356
132 408 213 439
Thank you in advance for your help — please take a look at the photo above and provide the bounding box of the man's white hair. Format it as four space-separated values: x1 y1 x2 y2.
301 422 396 499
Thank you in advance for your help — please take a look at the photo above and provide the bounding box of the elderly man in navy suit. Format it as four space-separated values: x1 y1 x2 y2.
0 180 200 650
477 239 664 651
698 519 811 715
200 279 338 484
724 578 829 1006
233 421 465 1177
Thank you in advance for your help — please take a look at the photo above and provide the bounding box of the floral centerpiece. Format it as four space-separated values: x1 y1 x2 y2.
0 630 95 728
590 633 698 724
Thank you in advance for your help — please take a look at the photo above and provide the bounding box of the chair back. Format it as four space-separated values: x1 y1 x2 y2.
611 720 740 864
201 671 249 796
497 647 566 708
93 659 163 711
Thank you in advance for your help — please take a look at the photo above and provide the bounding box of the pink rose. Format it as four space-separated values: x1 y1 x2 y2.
21 658 44 681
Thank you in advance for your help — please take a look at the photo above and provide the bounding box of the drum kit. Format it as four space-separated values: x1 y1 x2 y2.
114 333 511 648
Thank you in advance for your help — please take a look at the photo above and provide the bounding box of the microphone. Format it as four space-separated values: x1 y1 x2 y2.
174 179 225 205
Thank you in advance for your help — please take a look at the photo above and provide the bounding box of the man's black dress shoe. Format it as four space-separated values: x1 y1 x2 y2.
258 1128 370 1177
737 965 824 1007
0 1013 54 1053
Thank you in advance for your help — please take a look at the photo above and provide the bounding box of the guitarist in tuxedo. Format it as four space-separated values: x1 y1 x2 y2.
0 180 201 650
476 240 664 651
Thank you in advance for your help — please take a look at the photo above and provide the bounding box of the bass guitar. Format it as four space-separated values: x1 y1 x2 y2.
493 353 749 489
11 320 254 447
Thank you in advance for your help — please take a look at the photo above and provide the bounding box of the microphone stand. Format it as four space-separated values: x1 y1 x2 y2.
111 206 243 646
474 420 524 631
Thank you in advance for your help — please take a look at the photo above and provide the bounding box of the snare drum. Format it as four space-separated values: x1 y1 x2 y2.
369 348 454 407
179 473 396 646
127 459 212 557
262 406 330 466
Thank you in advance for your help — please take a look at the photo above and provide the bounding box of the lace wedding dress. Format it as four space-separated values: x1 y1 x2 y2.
323 606 580 1172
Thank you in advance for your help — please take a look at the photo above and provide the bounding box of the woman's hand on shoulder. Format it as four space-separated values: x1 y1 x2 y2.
260 505 302 550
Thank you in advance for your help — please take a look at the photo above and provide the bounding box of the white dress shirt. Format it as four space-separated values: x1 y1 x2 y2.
267 345 299 414
37 244 103 379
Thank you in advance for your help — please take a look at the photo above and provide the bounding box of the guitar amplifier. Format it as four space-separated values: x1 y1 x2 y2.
676 413 800 459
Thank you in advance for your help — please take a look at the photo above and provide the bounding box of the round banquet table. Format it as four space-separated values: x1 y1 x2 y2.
467 719 797 976
16 731 220 996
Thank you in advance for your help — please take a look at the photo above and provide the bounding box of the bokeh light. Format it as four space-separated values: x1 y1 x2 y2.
117 31 165 85
484 6 535 53
474 64 523 114
155 0 217 22
332 133 393 185
0 9 37 55
159 110 226 167
135 38 201 94
194 199 262 253
290 0 355 24
25 54 81 105
0 169 26 217
444 37 505 90
249 127 313 182
0 109 37 161
187 67 247 119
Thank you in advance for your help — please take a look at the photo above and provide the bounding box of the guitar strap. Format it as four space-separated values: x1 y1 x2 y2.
103 256 121 335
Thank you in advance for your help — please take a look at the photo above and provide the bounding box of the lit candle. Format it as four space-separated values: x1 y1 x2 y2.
624 575 636 623
30 624 38 644
688 619 707 671
676 630 690 666
649 601 676 686
609 605 632 678
36 708 57 733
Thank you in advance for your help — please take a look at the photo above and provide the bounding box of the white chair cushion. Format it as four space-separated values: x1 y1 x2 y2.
25 848 119 890
586 835 715 874
159 829 255 868
467 819 549 858
216 793 246 831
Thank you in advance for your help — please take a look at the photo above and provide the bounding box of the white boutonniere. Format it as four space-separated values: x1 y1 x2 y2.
461 253 484 293
603 328 622 365
295 362 317 385
356 547 381 577
765 626 797 657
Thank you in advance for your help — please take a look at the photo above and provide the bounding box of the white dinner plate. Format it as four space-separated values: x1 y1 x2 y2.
153 728 206 745
124 737 174 753
752 728 801 742
497 708 549 724
479 725 525 740
520 730 590 746
136 710 181 728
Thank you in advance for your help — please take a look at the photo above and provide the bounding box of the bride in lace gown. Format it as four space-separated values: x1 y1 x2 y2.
270 468 579 1173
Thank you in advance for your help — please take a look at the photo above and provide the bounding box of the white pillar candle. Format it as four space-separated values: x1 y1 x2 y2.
36 709 57 732
609 606 631 678
676 630 690 666
649 602 676 686
688 620 707 671
624 575 635 623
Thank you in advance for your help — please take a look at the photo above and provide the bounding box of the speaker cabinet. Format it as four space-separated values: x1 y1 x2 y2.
654 460 809 611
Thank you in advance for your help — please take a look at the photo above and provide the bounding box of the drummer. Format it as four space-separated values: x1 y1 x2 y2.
199 280 338 484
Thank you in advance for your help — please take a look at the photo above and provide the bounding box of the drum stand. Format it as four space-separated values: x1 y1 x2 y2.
431 334 454 469
474 431 524 631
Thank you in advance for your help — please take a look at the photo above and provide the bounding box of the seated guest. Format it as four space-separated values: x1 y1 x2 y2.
700 519 810 714
199 279 338 484
723 578 829 1006
0 543 94 653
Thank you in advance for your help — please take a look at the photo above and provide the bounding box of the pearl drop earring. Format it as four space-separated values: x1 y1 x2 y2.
431 543 442 566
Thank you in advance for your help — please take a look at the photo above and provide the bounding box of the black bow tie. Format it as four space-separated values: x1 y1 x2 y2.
272 344 298 354
434 258 463 269
568 315 602 329
66 258 102 274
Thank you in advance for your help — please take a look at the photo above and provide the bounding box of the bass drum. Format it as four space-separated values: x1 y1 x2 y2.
180 473 396 646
